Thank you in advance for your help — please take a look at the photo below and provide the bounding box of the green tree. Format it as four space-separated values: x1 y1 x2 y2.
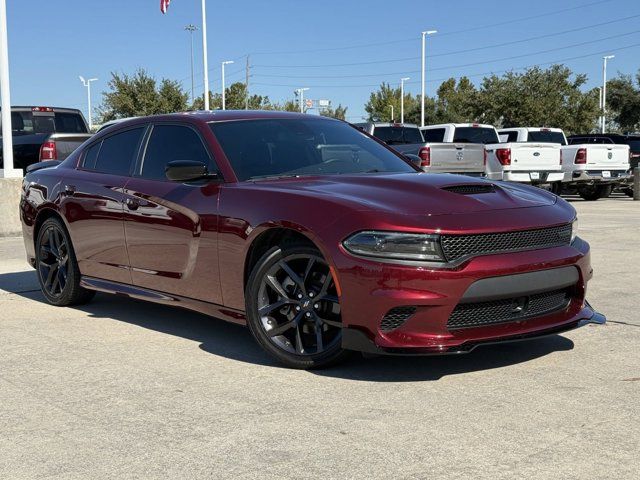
434 77 479 123
606 72 640 132
190 82 275 111
365 82 436 124
98 69 188 122
476 65 599 134
320 104 348 120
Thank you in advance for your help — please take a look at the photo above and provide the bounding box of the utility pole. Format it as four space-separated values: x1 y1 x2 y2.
184 24 198 105
389 104 394 122
400 77 410 124
0 0 19 177
601 55 614 133
245 55 250 110
221 60 234 110
201 0 210 110
295 88 309 113
421 30 437 128
79 76 98 131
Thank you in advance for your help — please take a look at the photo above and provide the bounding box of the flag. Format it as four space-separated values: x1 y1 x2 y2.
160 0 171 14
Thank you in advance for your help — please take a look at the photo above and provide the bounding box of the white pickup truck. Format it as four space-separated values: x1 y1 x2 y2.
498 127 630 200
477 127 563 190
355 122 486 176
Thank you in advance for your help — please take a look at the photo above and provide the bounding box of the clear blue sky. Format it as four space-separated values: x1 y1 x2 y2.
6 0 640 122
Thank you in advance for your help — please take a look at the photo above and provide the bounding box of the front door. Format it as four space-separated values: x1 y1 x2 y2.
122 123 223 305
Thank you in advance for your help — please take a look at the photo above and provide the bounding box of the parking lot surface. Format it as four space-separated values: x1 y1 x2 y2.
1 195 638 480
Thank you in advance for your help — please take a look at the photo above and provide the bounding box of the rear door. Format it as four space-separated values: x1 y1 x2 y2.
61 126 146 284
122 123 224 304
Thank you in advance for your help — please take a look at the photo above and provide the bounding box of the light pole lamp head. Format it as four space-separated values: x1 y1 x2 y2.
603 55 615 60
401 77 410 82
79 75 85 84
422 30 438 36
88 78 98 83
222 60 234 66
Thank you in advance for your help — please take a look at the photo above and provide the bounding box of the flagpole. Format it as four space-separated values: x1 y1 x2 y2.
0 0 19 178
201 0 209 110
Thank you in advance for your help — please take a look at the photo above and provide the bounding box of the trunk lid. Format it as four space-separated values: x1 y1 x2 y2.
507 143 561 171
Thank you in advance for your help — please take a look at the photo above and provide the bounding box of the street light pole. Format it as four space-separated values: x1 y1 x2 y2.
201 0 210 110
601 55 614 133
184 24 198 105
0 0 19 177
389 104 394 122
221 60 234 110
400 77 410 124
295 88 309 113
421 30 437 128
79 76 98 131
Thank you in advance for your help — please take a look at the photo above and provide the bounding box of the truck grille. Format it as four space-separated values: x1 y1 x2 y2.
441 224 572 262
380 306 417 332
447 289 571 330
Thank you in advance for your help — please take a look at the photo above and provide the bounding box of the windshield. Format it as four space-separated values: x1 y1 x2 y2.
210 118 416 181
452 127 499 144
527 130 566 145
372 126 424 144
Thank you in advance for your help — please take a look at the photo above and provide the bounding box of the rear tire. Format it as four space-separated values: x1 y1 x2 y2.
245 243 350 369
621 188 634 198
35 217 95 306
550 182 563 196
577 184 612 201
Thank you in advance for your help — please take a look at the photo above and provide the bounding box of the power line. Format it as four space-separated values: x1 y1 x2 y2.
246 0 615 56
250 40 640 89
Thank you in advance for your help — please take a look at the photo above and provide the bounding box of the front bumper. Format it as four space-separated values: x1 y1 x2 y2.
335 237 599 354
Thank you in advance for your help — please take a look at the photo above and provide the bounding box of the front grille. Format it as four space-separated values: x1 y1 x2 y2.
441 224 572 262
447 289 571 330
442 184 496 195
380 306 417 332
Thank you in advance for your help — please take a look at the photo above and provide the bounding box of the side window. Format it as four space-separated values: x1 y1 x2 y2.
83 142 101 170
91 127 145 176
422 128 445 142
505 131 518 142
141 125 213 180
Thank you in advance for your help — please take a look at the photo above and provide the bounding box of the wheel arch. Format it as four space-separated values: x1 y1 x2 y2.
33 207 68 246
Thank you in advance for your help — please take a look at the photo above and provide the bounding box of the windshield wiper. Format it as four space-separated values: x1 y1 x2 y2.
250 174 305 182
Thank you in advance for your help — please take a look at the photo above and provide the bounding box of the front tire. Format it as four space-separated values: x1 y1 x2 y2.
35 217 95 306
245 244 349 369
577 184 612 201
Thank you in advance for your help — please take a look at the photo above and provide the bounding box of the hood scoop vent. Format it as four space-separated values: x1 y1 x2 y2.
442 184 496 195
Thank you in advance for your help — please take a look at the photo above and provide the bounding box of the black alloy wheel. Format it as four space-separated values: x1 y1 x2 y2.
36 217 95 306
246 244 349 369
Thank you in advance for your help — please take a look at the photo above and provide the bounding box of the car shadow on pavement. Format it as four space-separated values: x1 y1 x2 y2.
5 271 574 381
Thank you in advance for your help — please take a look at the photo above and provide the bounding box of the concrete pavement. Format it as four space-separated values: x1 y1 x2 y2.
0 195 638 479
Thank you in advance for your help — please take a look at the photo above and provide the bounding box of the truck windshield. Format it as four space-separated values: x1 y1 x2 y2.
452 127 499 144
527 131 566 145
210 118 416 181
373 126 424 145
7 110 88 135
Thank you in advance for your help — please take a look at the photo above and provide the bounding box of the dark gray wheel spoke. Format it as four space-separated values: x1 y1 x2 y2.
267 312 303 337
322 294 339 304
315 322 324 351
44 264 57 290
259 298 294 317
317 315 342 328
318 271 333 297
303 257 315 283
279 261 306 294
265 275 290 300
294 325 305 354
50 268 60 293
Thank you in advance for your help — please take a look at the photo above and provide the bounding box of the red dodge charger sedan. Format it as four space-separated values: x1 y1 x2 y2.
20 111 605 368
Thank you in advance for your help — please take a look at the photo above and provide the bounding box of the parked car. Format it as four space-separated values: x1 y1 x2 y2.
20 111 605 369
484 127 563 190
0 106 93 172
567 133 639 197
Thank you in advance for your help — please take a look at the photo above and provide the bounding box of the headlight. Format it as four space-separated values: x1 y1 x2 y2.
571 217 579 243
342 231 445 262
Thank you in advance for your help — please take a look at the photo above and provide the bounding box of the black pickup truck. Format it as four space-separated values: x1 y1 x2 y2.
0 106 93 172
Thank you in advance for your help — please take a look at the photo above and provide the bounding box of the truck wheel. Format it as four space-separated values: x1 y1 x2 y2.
577 184 612 201
621 188 633 198
550 182 563 195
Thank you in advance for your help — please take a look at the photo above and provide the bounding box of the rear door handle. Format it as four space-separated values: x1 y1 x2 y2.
63 185 76 196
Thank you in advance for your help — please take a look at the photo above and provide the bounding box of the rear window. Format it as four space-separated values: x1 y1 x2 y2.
526 131 566 145
372 126 424 144
568 137 612 145
7 110 88 135
83 127 145 176
422 128 446 142
452 127 499 144
625 140 640 152
501 131 519 142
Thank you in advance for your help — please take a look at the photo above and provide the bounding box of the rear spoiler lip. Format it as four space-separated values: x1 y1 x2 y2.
26 160 61 173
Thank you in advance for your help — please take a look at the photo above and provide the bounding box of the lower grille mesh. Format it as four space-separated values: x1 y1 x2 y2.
447 289 571 330
380 306 417 332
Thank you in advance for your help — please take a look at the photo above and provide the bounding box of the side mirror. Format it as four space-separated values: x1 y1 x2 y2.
165 160 219 182
404 154 422 168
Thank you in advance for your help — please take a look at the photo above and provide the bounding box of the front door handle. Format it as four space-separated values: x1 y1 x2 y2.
125 198 140 211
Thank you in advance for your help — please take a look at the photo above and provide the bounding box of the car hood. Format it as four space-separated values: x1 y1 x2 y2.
249 173 557 216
